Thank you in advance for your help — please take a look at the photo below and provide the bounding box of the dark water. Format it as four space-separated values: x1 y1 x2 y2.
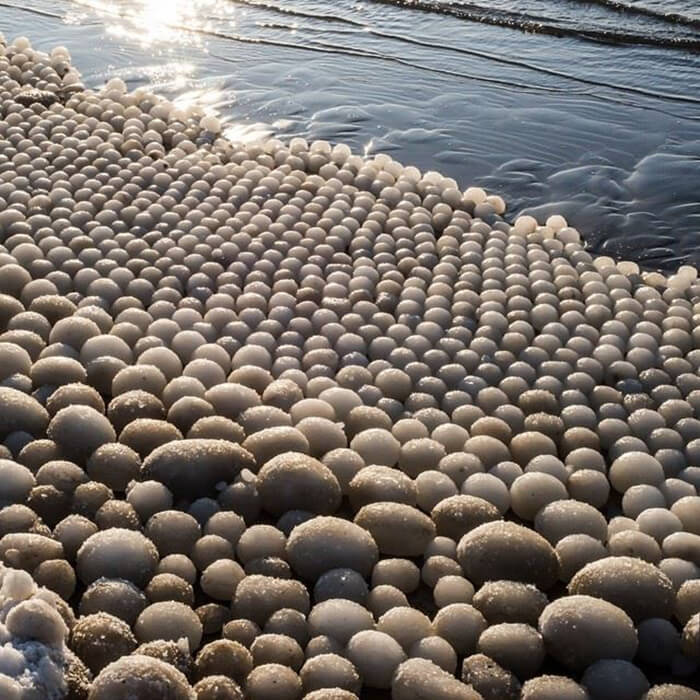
1 0 699 270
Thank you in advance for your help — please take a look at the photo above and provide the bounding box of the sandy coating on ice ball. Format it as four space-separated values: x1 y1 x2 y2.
85 443 141 492
520 674 589 700
134 600 203 651
568 556 675 621
108 391 166 433
192 676 244 700
393 657 481 700
300 653 361 694
145 573 194 605
33 558 77 600
245 663 302 700
222 619 261 649
538 595 638 670
431 495 500 540
354 502 435 556
257 452 341 516
250 633 304 670
142 439 255 498
0 532 64 571
348 465 416 509
88 654 195 700
286 516 378 581
457 521 559 590
534 499 607 545
194 639 252 684
477 622 545 679
303 690 358 700
119 419 183 459
676 579 700 625
681 613 700 660
70 612 137 674
643 685 700 700
76 528 158 587
234 575 310 626
461 652 521 700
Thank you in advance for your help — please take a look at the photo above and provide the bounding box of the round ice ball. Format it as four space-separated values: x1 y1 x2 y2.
457 521 558 590
5 597 68 646
299 653 361 694
70 612 137 674
76 528 159 587
538 595 638 670
134 601 203 652
47 405 116 464
245 663 302 700
88 654 194 700
345 630 406 690
568 556 675 622
257 452 342 516
609 452 664 493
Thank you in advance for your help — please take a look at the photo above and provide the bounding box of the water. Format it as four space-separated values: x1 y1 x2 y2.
1 0 699 270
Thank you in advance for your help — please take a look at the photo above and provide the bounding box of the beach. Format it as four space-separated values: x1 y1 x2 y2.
0 4 699 699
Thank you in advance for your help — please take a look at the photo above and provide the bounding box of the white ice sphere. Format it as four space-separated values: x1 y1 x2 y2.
545 214 567 231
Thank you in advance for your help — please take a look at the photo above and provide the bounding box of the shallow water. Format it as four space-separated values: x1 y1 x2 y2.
1 0 699 269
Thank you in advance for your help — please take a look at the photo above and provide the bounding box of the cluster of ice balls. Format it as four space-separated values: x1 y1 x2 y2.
0 30 699 699
0 563 90 699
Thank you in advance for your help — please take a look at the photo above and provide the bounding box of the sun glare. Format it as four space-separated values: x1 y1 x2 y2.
75 0 236 49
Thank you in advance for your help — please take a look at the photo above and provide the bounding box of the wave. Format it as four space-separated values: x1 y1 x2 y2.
366 0 700 51
575 0 700 29
225 0 700 107
0 1 64 19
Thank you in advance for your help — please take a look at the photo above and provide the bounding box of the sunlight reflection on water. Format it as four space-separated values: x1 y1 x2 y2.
74 0 238 48
71 0 262 137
